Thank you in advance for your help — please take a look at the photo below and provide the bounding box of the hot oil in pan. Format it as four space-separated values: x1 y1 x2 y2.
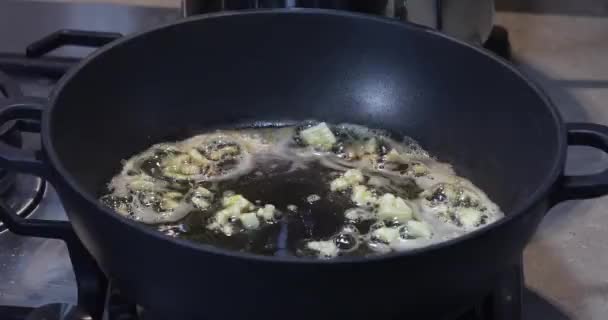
176 159 356 256
100 122 504 258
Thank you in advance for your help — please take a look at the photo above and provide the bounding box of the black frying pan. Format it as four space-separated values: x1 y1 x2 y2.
1 10 608 320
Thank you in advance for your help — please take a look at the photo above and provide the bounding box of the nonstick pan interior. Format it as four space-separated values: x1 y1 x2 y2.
49 11 562 215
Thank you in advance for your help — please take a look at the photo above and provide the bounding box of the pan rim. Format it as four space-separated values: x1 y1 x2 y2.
43 8 567 264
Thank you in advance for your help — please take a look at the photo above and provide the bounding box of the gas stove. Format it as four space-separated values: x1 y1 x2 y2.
0 1 566 319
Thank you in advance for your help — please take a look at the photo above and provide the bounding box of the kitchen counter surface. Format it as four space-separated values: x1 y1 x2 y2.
496 12 608 320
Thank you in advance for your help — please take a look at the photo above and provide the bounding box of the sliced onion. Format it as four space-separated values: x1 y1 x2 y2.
129 194 194 224
108 174 169 197
345 208 376 222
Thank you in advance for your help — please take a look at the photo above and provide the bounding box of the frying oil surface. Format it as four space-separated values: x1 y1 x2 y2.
100 122 503 258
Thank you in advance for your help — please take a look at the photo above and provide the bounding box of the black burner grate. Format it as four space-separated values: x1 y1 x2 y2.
0 70 47 233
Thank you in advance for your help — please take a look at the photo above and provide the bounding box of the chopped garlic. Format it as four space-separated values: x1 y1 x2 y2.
457 188 481 207
164 191 183 199
240 212 260 230
345 208 376 221
330 177 349 191
220 224 235 236
367 175 389 188
115 203 130 215
207 144 239 161
179 163 201 175
211 196 275 234
160 198 180 211
128 178 155 191
222 194 253 211
160 153 198 179
377 193 413 223
351 185 377 207
330 169 365 191
191 187 213 210
424 183 459 206
256 204 276 221
191 197 210 210
215 207 239 225
194 187 213 198
208 194 255 234
372 227 400 244
405 220 432 239
363 138 377 154
343 169 364 185
457 207 482 228
385 149 403 162
409 162 428 176
307 240 339 258
300 122 337 151
441 184 459 202
306 194 321 203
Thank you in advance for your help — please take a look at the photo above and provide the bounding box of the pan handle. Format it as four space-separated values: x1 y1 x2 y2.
553 123 608 203
26 29 122 58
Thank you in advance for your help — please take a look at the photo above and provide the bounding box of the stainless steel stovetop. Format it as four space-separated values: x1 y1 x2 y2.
0 0 178 312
